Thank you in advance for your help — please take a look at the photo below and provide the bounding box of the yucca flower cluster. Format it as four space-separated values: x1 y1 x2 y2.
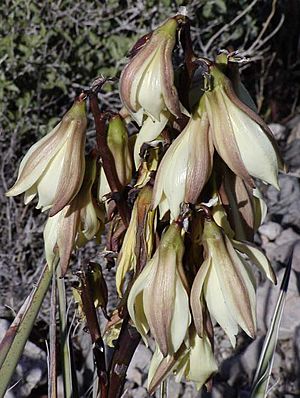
6 13 284 396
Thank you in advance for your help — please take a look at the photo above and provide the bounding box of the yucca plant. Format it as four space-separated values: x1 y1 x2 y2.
1 8 288 398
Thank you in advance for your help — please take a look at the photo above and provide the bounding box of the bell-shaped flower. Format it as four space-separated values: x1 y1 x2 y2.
116 185 156 297
174 332 217 390
147 329 217 393
152 110 214 220
6 97 87 216
128 222 191 356
43 155 105 275
119 17 181 125
203 64 284 189
190 218 276 346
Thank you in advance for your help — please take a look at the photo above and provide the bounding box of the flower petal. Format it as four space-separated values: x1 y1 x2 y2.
204 260 238 346
225 94 279 188
185 112 214 204
205 90 254 188
169 274 191 353
187 334 218 389
6 120 69 197
190 258 211 337
49 118 86 216
232 240 276 284
134 113 168 168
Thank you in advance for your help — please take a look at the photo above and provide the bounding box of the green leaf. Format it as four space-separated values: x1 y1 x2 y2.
250 251 293 398
0 264 55 396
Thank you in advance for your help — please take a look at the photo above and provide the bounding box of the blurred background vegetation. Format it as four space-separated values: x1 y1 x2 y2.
0 0 299 140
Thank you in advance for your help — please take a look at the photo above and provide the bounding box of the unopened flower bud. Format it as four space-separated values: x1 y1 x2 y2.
107 115 133 187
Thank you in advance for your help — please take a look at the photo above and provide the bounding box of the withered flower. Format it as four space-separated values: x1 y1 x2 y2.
128 222 191 356
119 17 181 125
43 155 104 274
116 185 156 297
6 97 87 216
190 218 275 346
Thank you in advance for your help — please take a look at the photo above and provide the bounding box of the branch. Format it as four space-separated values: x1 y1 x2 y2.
79 262 108 398
89 92 130 227
202 0 258 56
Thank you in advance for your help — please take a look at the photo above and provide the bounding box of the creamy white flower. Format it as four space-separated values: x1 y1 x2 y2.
147 331 217 393
203 64 284 189
128 223 191 356
43 156 104 275
6 98 87 216
152 111 213 220
119 17 181 125
191 219 259 346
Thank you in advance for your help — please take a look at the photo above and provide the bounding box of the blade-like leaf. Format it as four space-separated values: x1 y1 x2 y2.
250 250 293 398
0 264 54 397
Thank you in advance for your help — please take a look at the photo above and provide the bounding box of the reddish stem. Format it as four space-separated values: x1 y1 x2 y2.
89 92 130 226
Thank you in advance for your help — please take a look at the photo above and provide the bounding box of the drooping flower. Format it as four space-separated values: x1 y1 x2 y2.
43 155 104 275
119 16 181 125
190 218 275 346
203 64 284 189
128 222 191 356
6 96 87 216
152 110 214 220
147 329 217 393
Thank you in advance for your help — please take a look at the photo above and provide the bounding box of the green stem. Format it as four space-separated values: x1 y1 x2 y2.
0 264 53 397
57 273 74 398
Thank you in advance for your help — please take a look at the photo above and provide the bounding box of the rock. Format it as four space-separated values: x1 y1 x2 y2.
0 319 47 397
123 386 149 398
287 114 300 143
284 139 300 169
266 175 300 230
291 240 300 272
127 367 143 386
261 228 299 264
259 222 282 241
168 376 184 397
268 123 286 140
257 268 300 339
129 343 152 373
